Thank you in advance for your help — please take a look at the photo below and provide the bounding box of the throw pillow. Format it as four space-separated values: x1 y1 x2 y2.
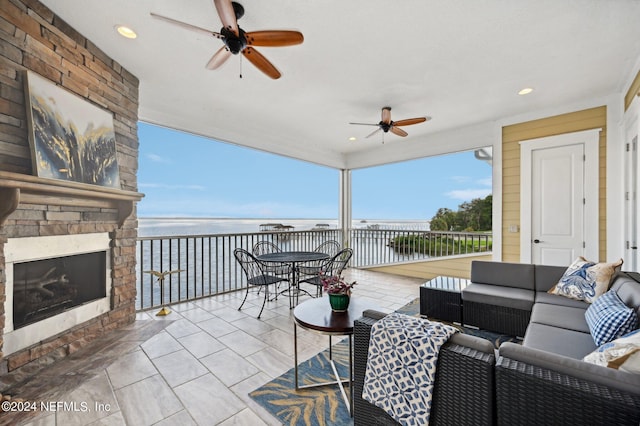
583 329 640 373
585 290 638 346
549 257 623 303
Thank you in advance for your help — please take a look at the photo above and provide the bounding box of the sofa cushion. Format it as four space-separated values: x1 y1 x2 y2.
534 291 590 309
585 290 639 346
470 260 535 290
530 302 590 333
523 322 596 359
611 273 640 318
583 329 640 373
462 283 534 311
534 264 567 292
549 257 622 303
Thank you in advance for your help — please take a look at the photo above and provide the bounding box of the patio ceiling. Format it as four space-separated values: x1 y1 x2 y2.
40 0 640 170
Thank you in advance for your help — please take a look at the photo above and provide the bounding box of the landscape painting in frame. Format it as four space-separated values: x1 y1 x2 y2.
24 71 121 188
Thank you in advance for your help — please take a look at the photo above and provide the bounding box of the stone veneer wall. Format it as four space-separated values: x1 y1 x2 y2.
0 0 140 379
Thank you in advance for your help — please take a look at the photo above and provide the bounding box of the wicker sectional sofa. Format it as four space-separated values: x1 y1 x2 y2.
353 261 640 425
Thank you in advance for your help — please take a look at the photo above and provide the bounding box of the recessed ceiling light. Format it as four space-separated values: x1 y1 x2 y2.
518 87 533 95
115 25 137 39
348 136 357 141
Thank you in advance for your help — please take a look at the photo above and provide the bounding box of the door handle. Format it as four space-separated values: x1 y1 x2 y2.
533 239 541 244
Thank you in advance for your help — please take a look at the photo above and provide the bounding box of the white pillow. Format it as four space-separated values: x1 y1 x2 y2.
583 329 640 373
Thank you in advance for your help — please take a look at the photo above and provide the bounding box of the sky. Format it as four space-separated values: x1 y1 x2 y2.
137 122 492 220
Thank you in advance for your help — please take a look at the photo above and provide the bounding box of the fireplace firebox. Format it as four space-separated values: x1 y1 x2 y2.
12 252 107 329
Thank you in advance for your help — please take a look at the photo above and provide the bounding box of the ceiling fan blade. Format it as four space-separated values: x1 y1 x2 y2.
206 46 232 69
242 47 281 79
246 31 304 47
365 127 383 139
393 117 430 127
150 13 223 39
381 107 392 125
390 126 408 137
349 122 379 126
214 0 239 36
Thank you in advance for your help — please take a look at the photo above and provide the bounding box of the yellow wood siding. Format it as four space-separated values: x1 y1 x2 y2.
625 69 640 111
501 106 607 263
367 254 492 280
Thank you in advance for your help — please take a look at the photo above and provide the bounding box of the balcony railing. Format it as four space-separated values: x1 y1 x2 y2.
136 228 491 311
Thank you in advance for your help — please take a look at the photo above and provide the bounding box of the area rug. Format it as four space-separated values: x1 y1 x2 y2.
250 298 519 426
249 339 353 426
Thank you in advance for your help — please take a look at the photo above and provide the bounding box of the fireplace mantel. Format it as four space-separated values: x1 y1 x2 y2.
0 171 144 226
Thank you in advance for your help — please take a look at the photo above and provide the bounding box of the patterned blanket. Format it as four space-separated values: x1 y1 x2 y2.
362 313 458 425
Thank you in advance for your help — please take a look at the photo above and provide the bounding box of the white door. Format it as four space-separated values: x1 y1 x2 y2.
520 129 600 266
531 144 584 266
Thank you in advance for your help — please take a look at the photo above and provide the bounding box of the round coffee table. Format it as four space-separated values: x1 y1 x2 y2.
293 296 379 416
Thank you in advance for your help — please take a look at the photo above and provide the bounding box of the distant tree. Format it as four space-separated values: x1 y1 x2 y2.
430 195 492 232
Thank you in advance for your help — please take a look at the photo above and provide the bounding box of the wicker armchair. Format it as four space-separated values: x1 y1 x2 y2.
354 310 497 426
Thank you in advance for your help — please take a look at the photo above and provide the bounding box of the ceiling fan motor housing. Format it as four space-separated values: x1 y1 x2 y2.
221 27 247 54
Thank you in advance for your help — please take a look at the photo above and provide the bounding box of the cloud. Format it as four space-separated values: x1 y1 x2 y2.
476 177 492 187
146 153 170 163
446 188 492 200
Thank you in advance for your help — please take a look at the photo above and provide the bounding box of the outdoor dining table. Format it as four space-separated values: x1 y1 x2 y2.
257 251 330 307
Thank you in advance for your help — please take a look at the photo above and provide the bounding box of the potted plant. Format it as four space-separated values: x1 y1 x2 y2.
321 275 357 312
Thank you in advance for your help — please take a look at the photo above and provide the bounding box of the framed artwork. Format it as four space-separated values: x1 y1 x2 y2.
24 71 121 188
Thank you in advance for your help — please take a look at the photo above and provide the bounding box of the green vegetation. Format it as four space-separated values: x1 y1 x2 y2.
389 233 492 256
389 195 493 256
429 195 492 232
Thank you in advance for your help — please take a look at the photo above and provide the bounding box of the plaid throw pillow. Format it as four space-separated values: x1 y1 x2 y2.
585 290 638 346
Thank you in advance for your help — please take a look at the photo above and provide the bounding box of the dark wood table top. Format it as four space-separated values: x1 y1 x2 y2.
293 297 380 334
257 251 329 263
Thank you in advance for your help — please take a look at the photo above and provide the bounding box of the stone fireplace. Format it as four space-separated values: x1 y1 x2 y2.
0 0 142 378
4 234 111 356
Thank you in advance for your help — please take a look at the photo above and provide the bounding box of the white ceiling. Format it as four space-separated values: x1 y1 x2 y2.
40 0 640 170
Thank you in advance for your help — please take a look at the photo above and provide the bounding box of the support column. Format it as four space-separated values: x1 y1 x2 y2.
339 169 352 249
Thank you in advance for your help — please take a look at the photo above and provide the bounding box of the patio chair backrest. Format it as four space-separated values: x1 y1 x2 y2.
314 240 341 257
252 241 282 256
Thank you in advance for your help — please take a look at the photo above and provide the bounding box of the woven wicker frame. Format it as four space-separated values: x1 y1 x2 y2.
354 315 496 426
463 300 530 337
496 356 640 425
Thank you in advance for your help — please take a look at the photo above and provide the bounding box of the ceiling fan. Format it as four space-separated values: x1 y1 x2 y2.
151 0 303 79
350 106 431 141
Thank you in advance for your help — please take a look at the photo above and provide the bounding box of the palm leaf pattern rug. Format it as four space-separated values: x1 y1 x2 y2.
250 298 518 425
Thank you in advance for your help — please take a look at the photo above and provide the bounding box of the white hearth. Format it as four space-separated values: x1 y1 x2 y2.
3 233 111 356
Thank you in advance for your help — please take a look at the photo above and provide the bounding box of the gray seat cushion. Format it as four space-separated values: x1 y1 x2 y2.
530 302 590 333
462 283 534 311
534 264 567 292
534 291 590 309
523 322 596 359
611 273 640 318
471 260 535 290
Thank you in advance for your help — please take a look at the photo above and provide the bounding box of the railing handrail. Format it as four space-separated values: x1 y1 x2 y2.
135 228 491 311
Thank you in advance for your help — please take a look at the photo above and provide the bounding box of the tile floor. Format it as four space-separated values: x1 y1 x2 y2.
9 269 424 426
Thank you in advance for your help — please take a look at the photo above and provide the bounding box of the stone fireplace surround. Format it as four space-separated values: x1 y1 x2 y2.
0 0 142 380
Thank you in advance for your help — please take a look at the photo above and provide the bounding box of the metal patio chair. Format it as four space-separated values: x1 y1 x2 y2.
299 247 353 297
234 248 290 318
297 240 341 279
